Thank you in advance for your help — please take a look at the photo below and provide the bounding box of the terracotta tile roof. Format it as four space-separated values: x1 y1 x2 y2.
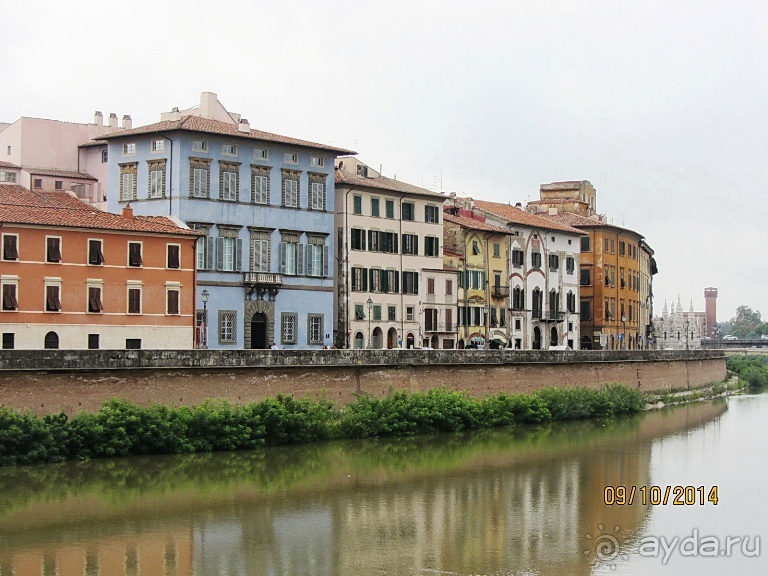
0 161 19 169
334 169 445 198
78 140 107 148
472 199 583 234
443 212 511 234
0 185 201 236
96 115 357 155
534 210 645 238
25 168 97 180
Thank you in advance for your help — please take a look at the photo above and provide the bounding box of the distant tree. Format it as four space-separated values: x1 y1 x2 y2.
729 306 763 338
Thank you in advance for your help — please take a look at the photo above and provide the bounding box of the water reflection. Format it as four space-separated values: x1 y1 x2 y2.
0 401 727 576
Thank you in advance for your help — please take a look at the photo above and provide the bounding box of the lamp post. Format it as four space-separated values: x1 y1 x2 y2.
366 296 373 349
201 289 209 349
684 319 690 351
621 313 627 350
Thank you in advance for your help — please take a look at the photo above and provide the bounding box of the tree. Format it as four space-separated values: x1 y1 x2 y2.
728 306 764 338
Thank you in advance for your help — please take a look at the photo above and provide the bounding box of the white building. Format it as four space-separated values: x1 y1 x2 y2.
653 297 702 350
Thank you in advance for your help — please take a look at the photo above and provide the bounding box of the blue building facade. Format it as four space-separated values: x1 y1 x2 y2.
101 110 353 350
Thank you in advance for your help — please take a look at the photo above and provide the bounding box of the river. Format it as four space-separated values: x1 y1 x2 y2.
0 394 765 575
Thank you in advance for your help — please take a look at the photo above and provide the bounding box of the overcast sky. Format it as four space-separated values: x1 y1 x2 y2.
3 0 766 322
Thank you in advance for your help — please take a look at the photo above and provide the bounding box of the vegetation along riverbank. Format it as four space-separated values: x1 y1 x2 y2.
0 385 648 466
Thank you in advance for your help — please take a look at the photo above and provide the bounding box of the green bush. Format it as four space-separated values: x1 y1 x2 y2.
726 355 768 389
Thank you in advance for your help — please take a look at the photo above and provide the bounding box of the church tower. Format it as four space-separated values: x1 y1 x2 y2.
704 287 718 338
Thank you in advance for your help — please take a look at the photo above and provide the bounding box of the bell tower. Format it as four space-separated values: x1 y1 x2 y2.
704 287 718 338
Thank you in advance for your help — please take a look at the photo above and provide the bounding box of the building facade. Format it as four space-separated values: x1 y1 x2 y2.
421 267 459 349
334 158 445 349
99 93 355 350
472 199 583 350
0 185 199 350
654 297 703 350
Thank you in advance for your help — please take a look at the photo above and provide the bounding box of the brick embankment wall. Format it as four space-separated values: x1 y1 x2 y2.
0 349 726 415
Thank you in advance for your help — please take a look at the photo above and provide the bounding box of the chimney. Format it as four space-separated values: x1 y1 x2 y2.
200 92 217 119
121 115 132 129
238 118 250 133
168 107 181 121
514 202 522 207
108 113 118 129
94 111 103 125
548 206 558 215
122 204 134 220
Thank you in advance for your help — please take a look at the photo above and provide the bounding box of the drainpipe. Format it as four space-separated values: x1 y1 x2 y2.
160 135 174 217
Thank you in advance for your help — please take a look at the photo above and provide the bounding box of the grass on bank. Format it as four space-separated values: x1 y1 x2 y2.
0 385 646 467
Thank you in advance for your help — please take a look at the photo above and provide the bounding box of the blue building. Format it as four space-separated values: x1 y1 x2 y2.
100 93 355 349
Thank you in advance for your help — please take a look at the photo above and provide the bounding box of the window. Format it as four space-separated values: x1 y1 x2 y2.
128 242 143 267
222 143 238 156
119 163 137 201
493 242 501 258
190 159 211 198
305 239 328 277
372 231 398 253
250 232 271 272
149 167 164 198
511 249 524 268
2 234 18 261
101 149 108 163
581 300 592 321
401 202 415 221
45 284 61 312
549 254 559 270
167 286 180 315
566 256 575 274
216 234 242 272
33 178 42 189
279 236 300 275
282 172 299 208
619 241 626 256
54 180 63 190
248 166 271 205
281 312 297 344
424 236 440 257
472 240 480 256
284 152 298 164
127 286 141 314
166 244 180 269
531 288 543 319
219 310 237 344
580 267 591 286
0 171 17 183
311 156 324 167
309 180 325 210
402 271 419 294
427 277 435 295
192 140 208 152
446 279 453 295
88 286 103 313
425 205 440 223
512 287 525 310
354 304 366 321
126 338 141 349
151 139 165 152
567 291 576 313
402 233 418 255
581 236 591 252
388 306 396 321
353 195 362 214
254 148 268 160
123 143 136 155
350 228 366 251
44 331 59 349
373 305 382 321
603 237 609 253
220 169 239 201
2 281 18 310
531 252 542 268
385 199 395 219
351 267 368 292
371 198 380 217
88 239 104 265
2 333 15 349
88 334 100 349
308 314 323 344
406 306 415 321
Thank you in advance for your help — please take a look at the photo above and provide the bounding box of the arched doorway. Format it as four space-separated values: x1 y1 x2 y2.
431 335 439 349
250 313 268 349
354 331 364 349
533 326 541 350
44 331 59 349
387 327 397 349
581 335 593 350
550 327 558 347
458 339 465 349
406 333 415 349
372 327 383 349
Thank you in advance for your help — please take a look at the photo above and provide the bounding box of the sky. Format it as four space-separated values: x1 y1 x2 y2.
3 0 766 322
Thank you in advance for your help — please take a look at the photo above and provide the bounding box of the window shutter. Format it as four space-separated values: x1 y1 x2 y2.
414 236 419 256
206 237 214 270
351 267 358 288
235 239 242 272
381 270 389 293
368 230 374 251
394 271 399 293
362 267 368 291
369 268 375 291
216 237 224 271
414 273 419 294
297 244 305 275
361 230 366 250
323 246 329 277
279 242 286 274
393 233 398 254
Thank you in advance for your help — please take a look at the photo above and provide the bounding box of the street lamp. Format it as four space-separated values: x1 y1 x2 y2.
684 319 690 351
621 313 627 350
366 296 373 349
201 289 209 349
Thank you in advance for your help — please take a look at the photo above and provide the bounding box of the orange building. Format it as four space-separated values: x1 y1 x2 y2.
0 184 200 350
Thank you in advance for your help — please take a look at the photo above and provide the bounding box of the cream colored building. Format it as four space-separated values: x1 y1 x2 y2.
421 267 459 349
334 158 445 348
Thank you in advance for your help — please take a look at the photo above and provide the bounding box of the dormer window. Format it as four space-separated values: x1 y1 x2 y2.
284 152 298 164
222 143 238 156
123 143 136 155
192 140 208 152
310 156 324 167
151 139 165 152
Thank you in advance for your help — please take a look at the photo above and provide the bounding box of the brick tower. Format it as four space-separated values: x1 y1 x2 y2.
704 287 718 338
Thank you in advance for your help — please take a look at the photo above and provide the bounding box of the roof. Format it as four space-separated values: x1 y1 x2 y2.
0 161 19 169
334 169 445 198
534 211 645 238
472 199 583 234
443 212 511 234
97 115 356 155
0 185 201 236
78 140 107 148
25 168 97 180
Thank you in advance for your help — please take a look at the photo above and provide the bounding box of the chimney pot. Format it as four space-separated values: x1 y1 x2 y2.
121 115 132 130
122 204 134 220
108 113 118 128
238 118 250 133
94 111 103 125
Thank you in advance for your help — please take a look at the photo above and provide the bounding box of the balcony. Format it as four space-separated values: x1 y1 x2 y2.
424 322 457 333
492 285 509 299
244 272 283 286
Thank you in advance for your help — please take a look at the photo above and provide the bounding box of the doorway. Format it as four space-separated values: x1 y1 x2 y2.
533 326 541 350
250 313 268 349
387 327 398 349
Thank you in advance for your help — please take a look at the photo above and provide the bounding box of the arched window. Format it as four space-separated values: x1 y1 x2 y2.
44 331 59 349
354 332 364 349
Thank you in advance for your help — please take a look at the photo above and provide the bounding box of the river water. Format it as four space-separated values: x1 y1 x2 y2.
0 394 765 576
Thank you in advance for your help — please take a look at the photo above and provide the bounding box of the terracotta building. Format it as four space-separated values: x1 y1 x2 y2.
0 184 200 350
